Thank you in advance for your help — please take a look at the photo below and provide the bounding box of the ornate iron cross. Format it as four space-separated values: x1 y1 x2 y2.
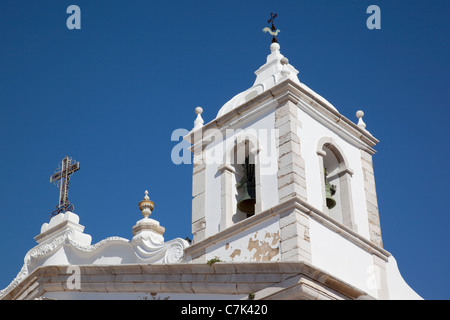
50 156 80 217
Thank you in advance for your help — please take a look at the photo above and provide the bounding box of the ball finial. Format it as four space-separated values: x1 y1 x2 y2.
194 106 204 129
270 42 280 53
356 110 364 119
356 110 366 129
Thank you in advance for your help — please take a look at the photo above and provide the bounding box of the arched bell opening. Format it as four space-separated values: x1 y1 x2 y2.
232 139 257 224
219 134 261 230
317 138 357 231
322 145 343 222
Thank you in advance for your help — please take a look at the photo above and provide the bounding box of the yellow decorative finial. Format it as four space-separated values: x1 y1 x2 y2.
139 190 154 218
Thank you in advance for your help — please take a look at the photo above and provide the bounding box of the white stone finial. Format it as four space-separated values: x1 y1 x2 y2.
195 106 203 115
280 57 290 76
356 110 366 129
194 106 204 130
144 190 149 200
270 42 280 53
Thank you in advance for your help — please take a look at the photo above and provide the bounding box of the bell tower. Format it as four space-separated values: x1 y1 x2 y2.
183 37 396 298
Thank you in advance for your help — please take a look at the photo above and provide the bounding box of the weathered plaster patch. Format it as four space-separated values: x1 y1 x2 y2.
230 249 241 259
205 217 281 263
221 231 280 262
265 231 280 246
247 231 280 262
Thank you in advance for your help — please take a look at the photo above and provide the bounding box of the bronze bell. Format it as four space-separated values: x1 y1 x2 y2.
324 169 337 209
236 156 256 217
237 183 256 216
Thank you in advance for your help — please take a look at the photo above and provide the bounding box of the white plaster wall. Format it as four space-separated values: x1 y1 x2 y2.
309 218 378 298
259 168 278 212
29 247 70 270
205 159 221 236
385 255 422 300
205 216 280 262
203 110 279 238
297 107 370 240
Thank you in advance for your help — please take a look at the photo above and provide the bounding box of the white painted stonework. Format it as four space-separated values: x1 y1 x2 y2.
0 211 189 299
182 42 421 300
216 42 338 119
1 42 422 300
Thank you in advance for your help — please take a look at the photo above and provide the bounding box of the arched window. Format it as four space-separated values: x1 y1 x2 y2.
317 138 357 231
218 134 261 230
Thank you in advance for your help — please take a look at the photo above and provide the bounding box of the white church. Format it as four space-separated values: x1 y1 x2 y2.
0 33 422 300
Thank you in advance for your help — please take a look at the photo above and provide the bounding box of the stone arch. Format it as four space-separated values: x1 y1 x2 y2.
316 137 357 231
218 130 262 230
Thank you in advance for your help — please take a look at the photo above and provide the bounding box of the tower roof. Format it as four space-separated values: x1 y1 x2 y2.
216 42 339 119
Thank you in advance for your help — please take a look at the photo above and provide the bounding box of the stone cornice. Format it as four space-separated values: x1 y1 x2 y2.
185 195 390 262
1 261 369 300
132 221 165 236
277 80 379 149
184 79 379 153
185 93 277 151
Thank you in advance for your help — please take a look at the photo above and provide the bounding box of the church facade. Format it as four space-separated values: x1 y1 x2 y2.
0 40 421 300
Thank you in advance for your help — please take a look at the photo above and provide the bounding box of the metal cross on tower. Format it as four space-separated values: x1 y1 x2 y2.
262 12 280 43
50 156 80 217
268 13 278 30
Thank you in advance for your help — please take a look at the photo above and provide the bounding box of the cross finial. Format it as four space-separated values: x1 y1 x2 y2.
268 13 278 30
50 156 80 217
263 13 280 43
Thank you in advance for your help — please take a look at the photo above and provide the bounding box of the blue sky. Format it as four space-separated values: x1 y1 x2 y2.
0 0 448 299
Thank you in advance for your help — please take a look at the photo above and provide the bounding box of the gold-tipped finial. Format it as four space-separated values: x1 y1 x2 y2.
139 190 155 218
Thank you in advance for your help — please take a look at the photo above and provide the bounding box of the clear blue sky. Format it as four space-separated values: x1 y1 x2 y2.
0 0 448 299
